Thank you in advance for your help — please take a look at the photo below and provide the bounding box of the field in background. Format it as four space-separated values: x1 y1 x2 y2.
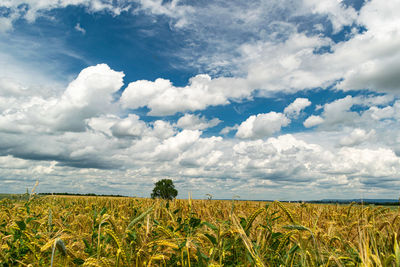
0 194 29 201
1 195 399 266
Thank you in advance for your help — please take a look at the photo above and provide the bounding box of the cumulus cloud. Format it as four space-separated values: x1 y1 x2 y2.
303 0 358 32
318 95 357 128
220 124 239 135
241 33 336 94
176 113 221 130
332 147 400 180
236 112 290 139
333 1 400 93
365 106 395 121
153 130 202 161
53 64 122 131
120 74 247 116
339 128 375 147
88 114 176 141
86 115 119 137
1 71 400 199
151 120 176 139
0 64 124 134
226 133 400 199
303 95 398 130
60 64 123 109
0 77 29 97
111 114 147 139
284 98 311 118
303 115 324 128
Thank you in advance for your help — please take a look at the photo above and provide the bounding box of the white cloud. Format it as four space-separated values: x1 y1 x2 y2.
303 95 398 130
0 77 29 97
303 115 324 128
339 128 375 147
88 115 176 141
365 106 395 121
0 64 124 133
0 17 13 32
111 114 147 139
176 113 221 130
74 23 86 34
151 120 176 139
220 124 239 135
241 33 336 94
0 0 128 27
238 12 400 95
1 77 400 199
135 0 194 28
333 1 400 93
135 0 301 75
61 64 123 109
333 147 400 179
284 98 311 118
319 95 357 128
153 130 201 161
303 0 358 32
120 74 233 116
49 63 124 132
178 136 223 168
236 112 290 139
86 115 119 136
0 46 64 98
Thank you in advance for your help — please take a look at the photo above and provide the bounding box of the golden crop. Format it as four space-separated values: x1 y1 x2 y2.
0 195 399 266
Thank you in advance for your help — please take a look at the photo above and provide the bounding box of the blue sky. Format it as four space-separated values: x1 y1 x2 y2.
1 0 400 200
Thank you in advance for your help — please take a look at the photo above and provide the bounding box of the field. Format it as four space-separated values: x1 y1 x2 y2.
1 195 400 266
0 194 29 201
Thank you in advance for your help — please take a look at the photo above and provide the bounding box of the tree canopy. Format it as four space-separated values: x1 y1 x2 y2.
151 179 178 200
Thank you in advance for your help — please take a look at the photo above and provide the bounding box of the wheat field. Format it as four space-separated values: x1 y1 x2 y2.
0 195 399 266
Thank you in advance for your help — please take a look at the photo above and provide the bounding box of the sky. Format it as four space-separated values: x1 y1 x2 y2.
1 0 400 200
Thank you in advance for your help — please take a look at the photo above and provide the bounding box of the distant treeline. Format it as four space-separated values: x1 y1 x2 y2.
38 192 128 197
220 199 400 206
308 200 399 206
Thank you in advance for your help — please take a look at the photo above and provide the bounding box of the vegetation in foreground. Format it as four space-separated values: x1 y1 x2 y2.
1 195 400 266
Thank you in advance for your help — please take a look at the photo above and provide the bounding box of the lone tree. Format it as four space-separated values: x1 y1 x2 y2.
151 179 178 200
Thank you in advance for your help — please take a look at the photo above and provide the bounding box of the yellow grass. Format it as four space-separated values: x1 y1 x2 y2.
0 196 399 266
